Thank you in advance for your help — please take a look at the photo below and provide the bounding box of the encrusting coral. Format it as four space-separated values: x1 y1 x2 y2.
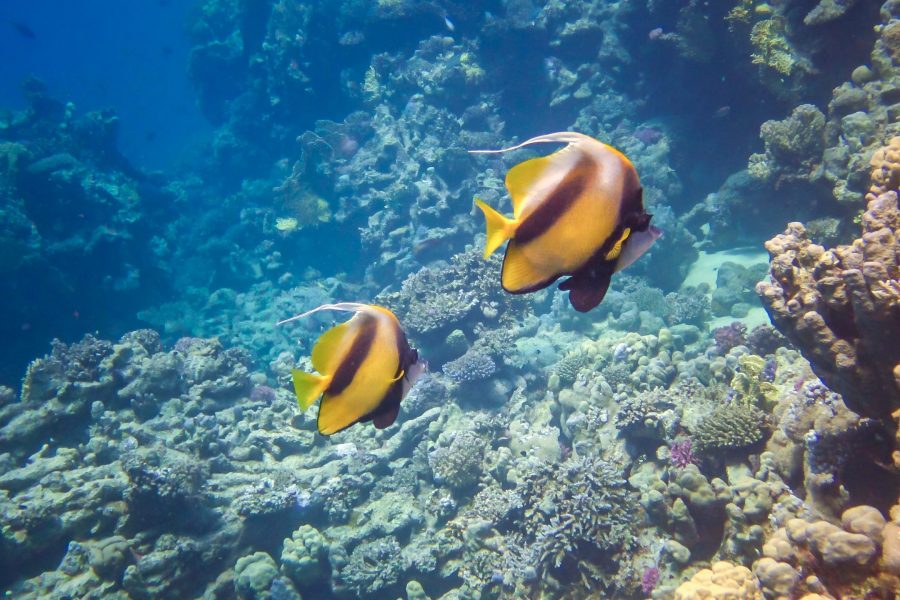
753 498 900 598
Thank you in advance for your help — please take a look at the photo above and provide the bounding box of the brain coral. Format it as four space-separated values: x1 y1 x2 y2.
674 561 763 599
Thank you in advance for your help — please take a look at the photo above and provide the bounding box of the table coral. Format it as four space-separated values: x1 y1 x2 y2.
757 137 900 419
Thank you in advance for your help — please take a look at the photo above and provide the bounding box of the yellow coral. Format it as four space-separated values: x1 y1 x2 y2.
674 561 763 599
750 18 796 76
868 136 900 196
731 354 779 409
459 52 485 84
275 217 299 232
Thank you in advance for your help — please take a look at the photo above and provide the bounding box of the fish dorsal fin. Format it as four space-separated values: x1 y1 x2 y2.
275 302 370 326
311 321 351 374
506 155 556 219
470 132 597 220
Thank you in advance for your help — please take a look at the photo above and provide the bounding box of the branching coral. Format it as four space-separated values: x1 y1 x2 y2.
516 456 638 593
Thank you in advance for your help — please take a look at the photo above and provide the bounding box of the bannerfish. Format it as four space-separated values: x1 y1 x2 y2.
277 303 425 435
471 131 662 312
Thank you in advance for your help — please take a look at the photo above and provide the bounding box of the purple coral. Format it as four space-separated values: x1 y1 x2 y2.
641 565 660 594
712 321 747 355
250 385 276 403
668 439 697 469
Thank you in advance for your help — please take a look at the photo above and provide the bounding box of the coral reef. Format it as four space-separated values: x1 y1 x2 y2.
754 500 900 598
757 137 900 419
2 0 899 599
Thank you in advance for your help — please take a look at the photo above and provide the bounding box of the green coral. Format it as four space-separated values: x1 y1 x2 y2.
234 552 279 599
553 351 589 385
694 403 768 453
281 524 327 587
750 18 798 76
730 354 779 409
458 52 485 84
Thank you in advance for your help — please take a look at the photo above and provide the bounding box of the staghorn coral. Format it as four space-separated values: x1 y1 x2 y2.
757 137 900 419
517 455 638 593
750 17 807 78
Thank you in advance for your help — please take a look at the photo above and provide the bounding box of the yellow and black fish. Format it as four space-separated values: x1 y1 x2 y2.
472 132 662 312
278 303 425 435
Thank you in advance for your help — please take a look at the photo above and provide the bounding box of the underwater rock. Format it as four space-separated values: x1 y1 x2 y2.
757 138 900 419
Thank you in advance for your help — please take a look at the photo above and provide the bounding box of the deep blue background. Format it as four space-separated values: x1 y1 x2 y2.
0 0 210 170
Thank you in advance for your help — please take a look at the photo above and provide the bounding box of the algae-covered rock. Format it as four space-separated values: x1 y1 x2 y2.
406 580 431 600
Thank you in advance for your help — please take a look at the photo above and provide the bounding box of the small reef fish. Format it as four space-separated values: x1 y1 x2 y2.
9 21 36 40
472 132 662 312
277 303 425 435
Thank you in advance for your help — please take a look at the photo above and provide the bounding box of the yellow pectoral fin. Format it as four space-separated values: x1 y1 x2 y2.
292 369 331 411
390 369 404 382
604 228 631 261
474 198 516 259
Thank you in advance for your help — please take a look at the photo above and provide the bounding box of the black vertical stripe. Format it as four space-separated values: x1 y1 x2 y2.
327 314 377 396
515 155 595 244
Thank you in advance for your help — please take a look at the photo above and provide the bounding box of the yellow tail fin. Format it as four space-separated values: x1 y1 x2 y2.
474 198 516 259
291 369 330 411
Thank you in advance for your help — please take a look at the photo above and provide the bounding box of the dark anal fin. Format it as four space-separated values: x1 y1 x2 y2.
372 398 400 429
560 272 612 312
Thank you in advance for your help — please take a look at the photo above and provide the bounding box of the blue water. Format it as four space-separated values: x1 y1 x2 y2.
1 1 896 598
0 0 209 170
